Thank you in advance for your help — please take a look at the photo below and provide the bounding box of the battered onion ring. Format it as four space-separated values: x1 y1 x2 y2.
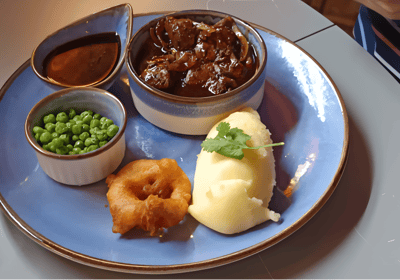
106 158 192 236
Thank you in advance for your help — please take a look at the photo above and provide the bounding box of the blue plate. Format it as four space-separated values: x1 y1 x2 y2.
0 13 348 274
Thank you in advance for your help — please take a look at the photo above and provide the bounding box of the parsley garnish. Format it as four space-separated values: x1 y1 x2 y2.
201 122 284 160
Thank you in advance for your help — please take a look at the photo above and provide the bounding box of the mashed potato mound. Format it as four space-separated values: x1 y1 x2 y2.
188 108 280 234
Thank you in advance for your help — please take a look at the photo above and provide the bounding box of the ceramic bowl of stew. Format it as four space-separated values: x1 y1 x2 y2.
126 10 267 135
31 4 132 90
25 87 127 186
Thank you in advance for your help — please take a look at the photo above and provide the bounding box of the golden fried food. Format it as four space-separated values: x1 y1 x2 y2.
106 158 191 236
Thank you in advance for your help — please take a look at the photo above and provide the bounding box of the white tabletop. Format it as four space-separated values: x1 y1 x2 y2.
1 0 400 278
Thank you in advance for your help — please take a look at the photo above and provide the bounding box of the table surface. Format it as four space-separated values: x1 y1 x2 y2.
1 0 400 278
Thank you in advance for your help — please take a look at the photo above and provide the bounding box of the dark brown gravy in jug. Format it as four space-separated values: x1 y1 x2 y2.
43 32 120 86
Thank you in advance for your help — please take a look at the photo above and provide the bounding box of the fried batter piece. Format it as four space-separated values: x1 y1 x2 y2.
106 158 192 236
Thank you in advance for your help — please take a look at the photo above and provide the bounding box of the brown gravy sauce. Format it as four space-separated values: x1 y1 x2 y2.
131 17 259 98
133 41 258 98
43 32 120 86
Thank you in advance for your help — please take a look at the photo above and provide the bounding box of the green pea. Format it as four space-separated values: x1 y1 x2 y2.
71 124 82 135
100 117 107 123
49 143 57 152
56 112 69 123
81 110 93 118
68 119 76 125
99 141 108 147
39 131 52 144
93 113 101 120
74 140 85 149
105 119 113 126
55 122 69 134
82 124 90 132
84 138 91 147
66 144 73 151
42 144 50 151
43 114 56 124
107 125 119 138
68 109 76 119
89 127 100 135
59 134 70 145
87 144 99 152
73 115 83 122
51 137 64 148
90 119 101 128
71 147 81 154
79 132 90 141
100 122 109 130
56 146 69 155
45 123 56 133
51 132 59 139
79 150 86 154
72 135 79 142
34 133 41 142
33 126 45 134
82 115 93 125
96 130 108 141
66 122 73 131
84 137 98 147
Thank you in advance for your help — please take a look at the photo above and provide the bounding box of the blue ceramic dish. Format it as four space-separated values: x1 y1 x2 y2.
0 13 348 274
31 4 132 90
126 10 267 135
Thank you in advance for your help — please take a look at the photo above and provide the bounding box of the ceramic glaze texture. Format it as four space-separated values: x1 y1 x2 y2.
0 13 348 273
126 10 267 135
31 4 132 90
35 138 125 185
25 88 127 185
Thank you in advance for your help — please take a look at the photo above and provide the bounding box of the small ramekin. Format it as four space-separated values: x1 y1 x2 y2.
126 10 267 135
25 88 127 186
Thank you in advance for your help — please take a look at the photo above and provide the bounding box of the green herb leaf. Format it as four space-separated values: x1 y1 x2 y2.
201 122 284 160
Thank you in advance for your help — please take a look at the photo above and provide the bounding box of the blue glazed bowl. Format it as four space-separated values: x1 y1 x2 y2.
126 10 267 135
31 4 132 90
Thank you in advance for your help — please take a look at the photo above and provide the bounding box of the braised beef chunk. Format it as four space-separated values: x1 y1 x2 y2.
140 64 171 89
185 63 216 85
215 53 244 79
168 51 198 72
204 26 237 56
135 16 258 97
206 76 237 95
194 41 216 61
185 63 238 95
165 17 197 51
